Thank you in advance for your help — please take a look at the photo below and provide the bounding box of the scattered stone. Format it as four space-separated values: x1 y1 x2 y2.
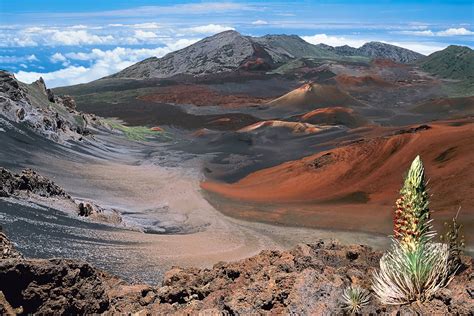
78 202 94 217
307 152 333 169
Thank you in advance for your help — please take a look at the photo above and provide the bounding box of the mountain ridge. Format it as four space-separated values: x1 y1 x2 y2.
109 30 424 80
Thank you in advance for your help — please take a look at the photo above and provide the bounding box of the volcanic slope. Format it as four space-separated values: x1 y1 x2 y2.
411 96 474 118
202 119 473 210
299 107 370 128
267 82 366 112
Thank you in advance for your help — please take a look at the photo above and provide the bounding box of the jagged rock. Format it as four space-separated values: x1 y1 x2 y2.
0 259 110 314
55 94 76 110
0 71 28 102
0 230 472 314
15 108 25 121
0 70 103 142
0 229 23 260
113 241 473 315
0 167 67 198
32 77 55 102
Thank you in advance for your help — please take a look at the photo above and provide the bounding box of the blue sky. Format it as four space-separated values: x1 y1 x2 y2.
1 0 472 87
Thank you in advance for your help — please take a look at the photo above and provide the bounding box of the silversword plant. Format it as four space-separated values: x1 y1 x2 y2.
372 156 456 304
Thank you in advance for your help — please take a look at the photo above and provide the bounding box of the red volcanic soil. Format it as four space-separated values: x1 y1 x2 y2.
411 96 474 116
267 82 366 110
139 84 270 107
300 107 369 128
202 119 473 235
334 74 392 87
239 57 272 71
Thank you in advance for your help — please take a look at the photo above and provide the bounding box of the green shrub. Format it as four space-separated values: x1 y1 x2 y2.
340 285 371 314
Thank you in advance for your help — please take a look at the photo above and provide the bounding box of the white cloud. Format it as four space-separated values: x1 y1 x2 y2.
302 33 447 55
0 54 38 63
131 22 161 29
9 37 38 47
16 66 91 87
134 30 158 40
14 41 200 87
400 27 474 37
302 34 366 48
26 54 38 61
184 24 234 34
55 2 251 18
381 41 448 55
50 30 114 45
436 27 473 36
50 52 67 63
252 20 268 25
402 30 435 36
164 38 200 51
23 27 46 33
69 25 88 29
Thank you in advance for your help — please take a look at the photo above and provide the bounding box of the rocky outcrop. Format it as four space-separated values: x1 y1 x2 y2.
0 167 67 198
0 167 122 225
0 229 23 260
0 71 101 142
0 259 110 314
0 234 472 315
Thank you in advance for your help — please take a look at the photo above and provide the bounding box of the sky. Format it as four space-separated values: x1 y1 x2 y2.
0 0 472 87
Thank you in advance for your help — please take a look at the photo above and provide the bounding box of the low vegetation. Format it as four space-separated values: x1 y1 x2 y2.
103 119 166 141
372 156 461 305
440 208 465 274
340 285 371 314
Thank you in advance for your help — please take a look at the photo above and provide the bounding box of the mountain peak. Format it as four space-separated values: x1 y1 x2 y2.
110 31 334 79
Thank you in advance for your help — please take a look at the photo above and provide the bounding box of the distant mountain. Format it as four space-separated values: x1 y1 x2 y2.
316 42 424 63
110 31 424 80
419 45 474 81
111 31 335 79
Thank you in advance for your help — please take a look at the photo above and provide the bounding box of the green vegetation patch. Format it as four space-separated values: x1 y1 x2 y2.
420 45 474 82
103 119 167 141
